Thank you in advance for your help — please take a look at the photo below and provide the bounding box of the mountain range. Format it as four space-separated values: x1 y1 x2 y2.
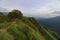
37 16 60 35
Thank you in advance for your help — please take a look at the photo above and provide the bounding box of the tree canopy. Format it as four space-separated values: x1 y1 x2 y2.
8 10 23 19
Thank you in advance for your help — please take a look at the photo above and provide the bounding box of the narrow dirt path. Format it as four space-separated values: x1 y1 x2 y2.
0 21 17 32
0 21 17 40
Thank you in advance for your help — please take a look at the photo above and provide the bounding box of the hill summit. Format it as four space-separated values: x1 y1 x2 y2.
0 10 60 40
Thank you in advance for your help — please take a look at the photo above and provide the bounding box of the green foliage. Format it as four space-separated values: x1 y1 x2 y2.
0 22 11 29
0 12 8 23
21 17 37 30
8 10 23 20
7 24 42 40
0 16 8 23
0 32 13 40
48 30 60 39
0 9 60 40
8 26 27 40
28 17 59 40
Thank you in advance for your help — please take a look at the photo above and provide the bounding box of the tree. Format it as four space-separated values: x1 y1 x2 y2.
8 10 23 20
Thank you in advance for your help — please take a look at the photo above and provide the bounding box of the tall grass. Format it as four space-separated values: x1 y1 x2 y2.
0 22 11 29
0 32 13 40
7 24 43 40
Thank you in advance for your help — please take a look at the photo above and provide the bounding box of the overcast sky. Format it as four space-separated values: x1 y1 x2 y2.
0 0 60 18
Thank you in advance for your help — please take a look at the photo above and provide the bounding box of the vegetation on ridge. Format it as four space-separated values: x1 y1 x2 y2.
0 9 60 40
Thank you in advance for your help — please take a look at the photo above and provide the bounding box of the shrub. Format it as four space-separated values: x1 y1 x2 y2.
8 10 23 20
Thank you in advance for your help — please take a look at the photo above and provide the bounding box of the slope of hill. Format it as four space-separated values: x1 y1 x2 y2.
0 17 60 40
0 10 60 40
37 16 60 35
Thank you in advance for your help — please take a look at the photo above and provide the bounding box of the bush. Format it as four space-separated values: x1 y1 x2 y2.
8 10 23 20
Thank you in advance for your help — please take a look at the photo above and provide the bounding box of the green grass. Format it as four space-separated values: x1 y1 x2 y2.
0 32 13 40
7 22 45 40
0 22 11 29
8 26 26 40
0 17 60 40
28 17 58 40
48 30 60 39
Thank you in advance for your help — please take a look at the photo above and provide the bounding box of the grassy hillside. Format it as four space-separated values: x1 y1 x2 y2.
0 10 60 40
28 17 60 40
0 17 60 40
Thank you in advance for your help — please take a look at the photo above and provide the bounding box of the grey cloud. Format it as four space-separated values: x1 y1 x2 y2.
52 11 60 14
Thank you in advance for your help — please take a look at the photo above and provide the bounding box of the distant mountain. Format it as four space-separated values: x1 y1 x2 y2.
52 11 60 14
37 16 60 35
0 7 8 12
0 7 9 15
3 12 8 15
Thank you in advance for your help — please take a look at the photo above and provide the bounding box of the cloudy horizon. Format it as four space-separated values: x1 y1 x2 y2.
0 0 60 18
